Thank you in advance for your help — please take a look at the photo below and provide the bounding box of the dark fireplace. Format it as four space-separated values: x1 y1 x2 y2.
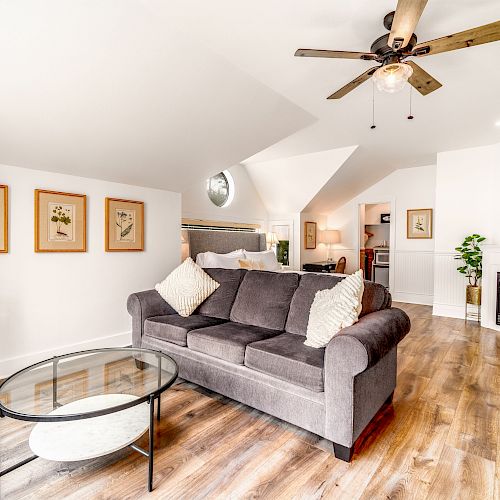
497 273 500 325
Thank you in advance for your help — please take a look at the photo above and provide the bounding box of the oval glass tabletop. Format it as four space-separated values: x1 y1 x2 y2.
0 348 178 422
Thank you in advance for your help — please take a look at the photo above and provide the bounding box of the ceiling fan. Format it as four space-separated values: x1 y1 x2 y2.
295 0 500 99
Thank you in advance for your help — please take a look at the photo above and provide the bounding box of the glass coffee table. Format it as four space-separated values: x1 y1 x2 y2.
0 347 178 492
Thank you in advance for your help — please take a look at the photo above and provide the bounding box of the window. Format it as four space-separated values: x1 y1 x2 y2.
206 170 234 208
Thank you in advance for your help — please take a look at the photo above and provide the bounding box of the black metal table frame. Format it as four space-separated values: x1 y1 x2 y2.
0 347 178 492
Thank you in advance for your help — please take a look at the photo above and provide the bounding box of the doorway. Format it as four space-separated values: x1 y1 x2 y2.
359 202 391 289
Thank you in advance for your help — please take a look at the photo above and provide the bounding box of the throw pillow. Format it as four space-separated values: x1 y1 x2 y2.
197 251 245 269
304 269 364 348
238 258 266 270
196 249 245 267
155 258 220 317
243 250 280 271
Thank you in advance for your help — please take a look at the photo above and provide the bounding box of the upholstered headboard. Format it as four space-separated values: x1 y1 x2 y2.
187 230 266 260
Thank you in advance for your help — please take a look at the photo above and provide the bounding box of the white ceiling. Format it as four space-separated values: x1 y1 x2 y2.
246 146 357 215
0 1 499 211
0 1 314 192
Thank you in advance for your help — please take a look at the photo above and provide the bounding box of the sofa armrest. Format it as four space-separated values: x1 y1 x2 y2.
325 307 410 375
323 307 410 448
127 290 176 347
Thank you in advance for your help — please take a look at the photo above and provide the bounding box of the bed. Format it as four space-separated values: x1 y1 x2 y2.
186 229 266 261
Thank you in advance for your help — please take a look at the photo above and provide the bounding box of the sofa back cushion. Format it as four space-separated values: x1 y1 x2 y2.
197 268 247 319
230 271 299 331
285 273 391 335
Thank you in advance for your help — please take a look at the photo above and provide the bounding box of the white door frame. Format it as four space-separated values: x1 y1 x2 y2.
268 218 295 270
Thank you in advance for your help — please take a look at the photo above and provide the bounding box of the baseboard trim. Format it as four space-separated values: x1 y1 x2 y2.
432 303 465 320
392 292 433 306
0 331 131 378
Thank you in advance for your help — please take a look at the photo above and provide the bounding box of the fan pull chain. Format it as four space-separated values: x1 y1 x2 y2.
407 86 414 120
370 81 376 129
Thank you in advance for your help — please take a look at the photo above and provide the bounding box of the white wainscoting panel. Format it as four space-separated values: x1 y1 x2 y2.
432 252 467 319
393 251 434 305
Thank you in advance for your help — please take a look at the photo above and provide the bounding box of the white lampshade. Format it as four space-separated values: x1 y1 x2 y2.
372 63 413 94
319 229 340 245
266 232 279 245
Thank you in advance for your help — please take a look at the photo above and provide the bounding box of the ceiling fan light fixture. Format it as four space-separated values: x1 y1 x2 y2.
372 62 413 94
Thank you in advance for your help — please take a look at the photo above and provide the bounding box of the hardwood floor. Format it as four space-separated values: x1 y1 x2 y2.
1 303 498 499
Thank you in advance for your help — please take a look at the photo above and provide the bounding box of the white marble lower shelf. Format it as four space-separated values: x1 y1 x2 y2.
29 394 150 462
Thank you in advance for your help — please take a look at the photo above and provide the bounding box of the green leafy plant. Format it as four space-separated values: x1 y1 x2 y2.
454 234 486 286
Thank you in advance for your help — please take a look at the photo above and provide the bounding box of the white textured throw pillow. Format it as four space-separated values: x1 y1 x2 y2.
304 270 364 348
155 258 220 317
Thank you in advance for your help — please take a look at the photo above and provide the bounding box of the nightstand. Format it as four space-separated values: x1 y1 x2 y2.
302 261 337 273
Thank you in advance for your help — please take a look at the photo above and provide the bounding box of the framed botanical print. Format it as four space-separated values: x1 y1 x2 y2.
105 197 144 251
35 190 87 252
407 209 433 239
304 221 317 249
0 185 7 253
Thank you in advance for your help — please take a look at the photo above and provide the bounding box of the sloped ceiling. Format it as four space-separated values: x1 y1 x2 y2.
172 0 500 212
0 0 499 207
244 146 357 215
0 1 314 192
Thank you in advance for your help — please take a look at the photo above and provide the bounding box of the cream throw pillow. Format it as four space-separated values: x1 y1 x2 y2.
238 258 266 270
304 270 364 348
155 258 220 317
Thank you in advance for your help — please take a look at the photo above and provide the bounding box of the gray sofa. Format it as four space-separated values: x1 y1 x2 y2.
128 269 410 461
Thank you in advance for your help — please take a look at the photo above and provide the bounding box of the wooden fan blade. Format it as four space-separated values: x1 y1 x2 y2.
327 67 379 99
406 61 442 95
411 20 500 57
295 49 377 61
388 0 428 50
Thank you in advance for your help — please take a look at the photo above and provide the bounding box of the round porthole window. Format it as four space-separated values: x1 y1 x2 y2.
206 170 234 208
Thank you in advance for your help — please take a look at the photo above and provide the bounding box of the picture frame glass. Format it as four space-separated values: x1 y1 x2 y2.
407 209 432 239
35 190 86 252
0 185 7 252
305 222 317 249
106 198 144 251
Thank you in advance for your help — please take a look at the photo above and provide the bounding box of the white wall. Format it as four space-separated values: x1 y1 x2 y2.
433 142 500 318
0 164 181 376
327 165 436 305
182 164 268 227
300 212 328 267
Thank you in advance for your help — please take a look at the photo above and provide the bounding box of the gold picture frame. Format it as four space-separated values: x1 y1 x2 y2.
304 221 317 249
35 190 87 252
407 208 433 239
0 185 8 253
105 197 144 251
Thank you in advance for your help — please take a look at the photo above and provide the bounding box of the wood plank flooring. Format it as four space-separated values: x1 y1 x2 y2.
0 303 498 499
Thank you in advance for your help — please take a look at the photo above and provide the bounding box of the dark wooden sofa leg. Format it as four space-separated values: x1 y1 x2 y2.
135 359 146 370
385 391 394 405
333 443 354 462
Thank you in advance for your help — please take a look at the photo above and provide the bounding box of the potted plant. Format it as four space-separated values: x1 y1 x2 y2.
454 234 486 306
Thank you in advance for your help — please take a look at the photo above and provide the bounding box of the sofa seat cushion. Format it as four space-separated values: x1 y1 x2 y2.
245 333 325 392
187 322 281 365
230 271 299 331
144 315 226 346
